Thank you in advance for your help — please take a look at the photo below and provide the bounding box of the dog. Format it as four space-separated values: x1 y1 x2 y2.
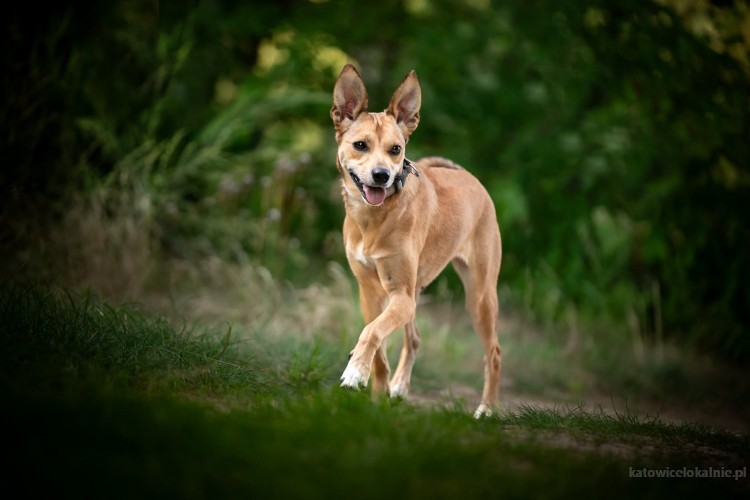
331 65 502 418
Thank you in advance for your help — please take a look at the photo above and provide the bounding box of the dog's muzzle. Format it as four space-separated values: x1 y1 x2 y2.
349 170 387 206
347 160 418 207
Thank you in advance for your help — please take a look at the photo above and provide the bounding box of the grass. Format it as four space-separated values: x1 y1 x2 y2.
2 283 748 499
136 256 750 432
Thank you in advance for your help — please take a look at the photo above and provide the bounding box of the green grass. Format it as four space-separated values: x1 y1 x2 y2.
2 284 748 499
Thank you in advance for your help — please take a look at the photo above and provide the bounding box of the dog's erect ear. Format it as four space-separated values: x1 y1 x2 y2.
387 70 421 140
331 65 368 133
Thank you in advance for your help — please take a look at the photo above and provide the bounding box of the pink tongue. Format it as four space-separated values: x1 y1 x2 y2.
363 185 386 205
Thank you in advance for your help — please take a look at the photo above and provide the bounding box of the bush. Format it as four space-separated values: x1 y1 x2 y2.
2 0 748 361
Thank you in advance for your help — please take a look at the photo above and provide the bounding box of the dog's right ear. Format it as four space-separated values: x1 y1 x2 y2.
331 64 368 133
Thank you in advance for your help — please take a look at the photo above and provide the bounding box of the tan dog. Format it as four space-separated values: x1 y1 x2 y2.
331 65 502 417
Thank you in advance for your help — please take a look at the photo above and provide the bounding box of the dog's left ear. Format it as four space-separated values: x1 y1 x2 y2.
387 70 421 140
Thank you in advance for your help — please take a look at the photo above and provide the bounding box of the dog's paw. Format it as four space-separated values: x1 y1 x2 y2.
388 381 409 400
340 362 368 389
473 404 494 419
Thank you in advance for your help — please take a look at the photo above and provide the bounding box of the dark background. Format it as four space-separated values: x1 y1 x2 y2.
2 0 748 363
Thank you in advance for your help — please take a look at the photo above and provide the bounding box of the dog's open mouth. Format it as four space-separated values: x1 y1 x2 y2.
349 170 386 206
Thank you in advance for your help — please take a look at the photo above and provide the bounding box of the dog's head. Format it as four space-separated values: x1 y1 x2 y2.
330 65 421 207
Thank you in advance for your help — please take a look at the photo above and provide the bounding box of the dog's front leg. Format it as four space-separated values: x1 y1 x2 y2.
340 291 416 389
341 253 418 390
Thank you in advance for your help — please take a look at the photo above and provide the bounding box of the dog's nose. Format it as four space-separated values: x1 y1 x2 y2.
371 167 390 185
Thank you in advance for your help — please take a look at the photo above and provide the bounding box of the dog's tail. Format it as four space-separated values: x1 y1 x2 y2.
417 156 464 170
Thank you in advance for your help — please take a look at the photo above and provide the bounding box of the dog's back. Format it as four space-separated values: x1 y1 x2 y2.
418 156 464 170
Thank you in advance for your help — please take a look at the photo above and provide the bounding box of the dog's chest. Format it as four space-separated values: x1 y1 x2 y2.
347 241 376 268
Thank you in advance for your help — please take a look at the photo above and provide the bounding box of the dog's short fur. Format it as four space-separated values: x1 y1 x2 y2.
331 65 502 417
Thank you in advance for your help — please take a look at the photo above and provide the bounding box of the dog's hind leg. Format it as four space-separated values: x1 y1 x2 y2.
473 292 501 419
453 245 502 418
389 318 421 399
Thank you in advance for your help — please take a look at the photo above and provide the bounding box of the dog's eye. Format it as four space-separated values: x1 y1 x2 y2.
389 145 402 156
353 141 368 152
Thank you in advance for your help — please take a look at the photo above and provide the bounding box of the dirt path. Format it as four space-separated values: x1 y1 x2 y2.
409 385 748 434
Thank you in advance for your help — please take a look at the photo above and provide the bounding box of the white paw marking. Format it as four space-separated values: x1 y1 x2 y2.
389 382 409 399
473 404 493 419
340 362 368 389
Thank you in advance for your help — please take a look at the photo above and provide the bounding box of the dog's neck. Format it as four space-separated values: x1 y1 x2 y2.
385 158 420 197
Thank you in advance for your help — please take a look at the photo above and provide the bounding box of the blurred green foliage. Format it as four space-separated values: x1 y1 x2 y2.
2 0 748 361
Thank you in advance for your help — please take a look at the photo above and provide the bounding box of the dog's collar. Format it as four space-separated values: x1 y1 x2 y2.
386 158 420 197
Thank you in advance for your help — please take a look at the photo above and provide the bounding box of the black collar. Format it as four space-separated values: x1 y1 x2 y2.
391 158 420 194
